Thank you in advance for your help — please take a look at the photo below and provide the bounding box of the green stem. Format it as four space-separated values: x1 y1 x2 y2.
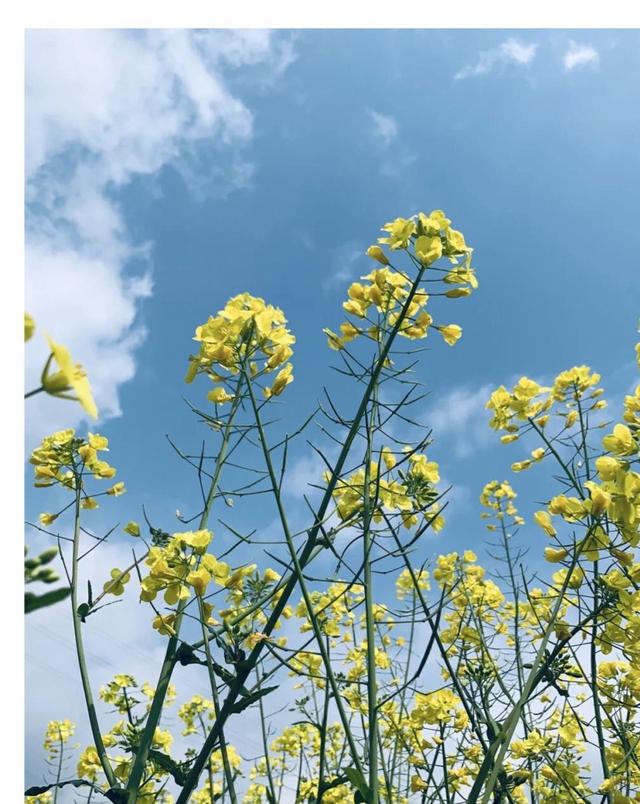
198 597 238 804
52 733 64 804
591 560 612 801
362 400 379 802
256 667 278 803
70 484 118 789
468 552 583 804
175 261 429 801
243 370 366 776
126 380 244 801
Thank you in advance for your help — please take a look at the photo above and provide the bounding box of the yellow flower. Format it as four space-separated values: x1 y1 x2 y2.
106 481 126 496
25 312 36 341
381 446 396 469
264 363 293 398
445 287 471 298
39 512 58 527
366 245 389 265
511 460 532 472
187 293 295 387
42 337 98 419
77 746 101 781
43 720 76 760
176 529 213 554
187 567 211 597
602 423 636 456
595 455 621 481
124 521 140 537
446 228 470 254
553 566 585 590
414 235 443 265
91 460 116 479
103 568 131 596
533 510 557 537
544 546 568 562
585 481 612 515
152 613 177 636
88 433 109 451
378 217 416 250
208 386 235 404
436 324 462 346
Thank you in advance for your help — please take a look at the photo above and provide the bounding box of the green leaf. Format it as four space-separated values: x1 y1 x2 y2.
105 788 129 804
230 685 278 715
344 767 370 800
175 642 209 668
25 587 71 614
175 643 251 694
147 749 189 786
25 779 100 796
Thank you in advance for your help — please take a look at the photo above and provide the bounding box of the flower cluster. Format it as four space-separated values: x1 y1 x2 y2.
487 368 604 438
30 430 123 527
186 293 295 402
137 529 263 635
480 479 524 530
323 210 475 351
43 719 75 759
328 448 444 531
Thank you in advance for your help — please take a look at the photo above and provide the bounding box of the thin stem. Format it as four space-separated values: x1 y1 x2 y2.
126 379 244 801
52 732 64 804
244 370 366 776
198 596 238 804
175 260 429 801
362 395 379 802
70 483 118 789
256 666 278 803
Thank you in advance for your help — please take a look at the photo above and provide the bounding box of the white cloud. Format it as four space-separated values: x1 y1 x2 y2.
425 384 494 458
454 37 537 80
563 40 600 71
367 109 399 147
25 29 295 439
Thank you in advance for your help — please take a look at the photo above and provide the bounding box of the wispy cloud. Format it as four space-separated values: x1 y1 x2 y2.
322 240 365 291
563 40 600 71
454 37 537 80
367 109 399 147
425 384 494 458
25 30 296 440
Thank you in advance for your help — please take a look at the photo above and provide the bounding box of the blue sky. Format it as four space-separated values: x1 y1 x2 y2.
24 27 640 795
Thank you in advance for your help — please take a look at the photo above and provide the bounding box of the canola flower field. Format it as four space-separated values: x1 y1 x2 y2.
25 211 640 804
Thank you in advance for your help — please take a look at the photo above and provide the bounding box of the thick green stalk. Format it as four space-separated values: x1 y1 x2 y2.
362 397 379 802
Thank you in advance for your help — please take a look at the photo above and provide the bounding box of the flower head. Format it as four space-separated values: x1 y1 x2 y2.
42 337 98 419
